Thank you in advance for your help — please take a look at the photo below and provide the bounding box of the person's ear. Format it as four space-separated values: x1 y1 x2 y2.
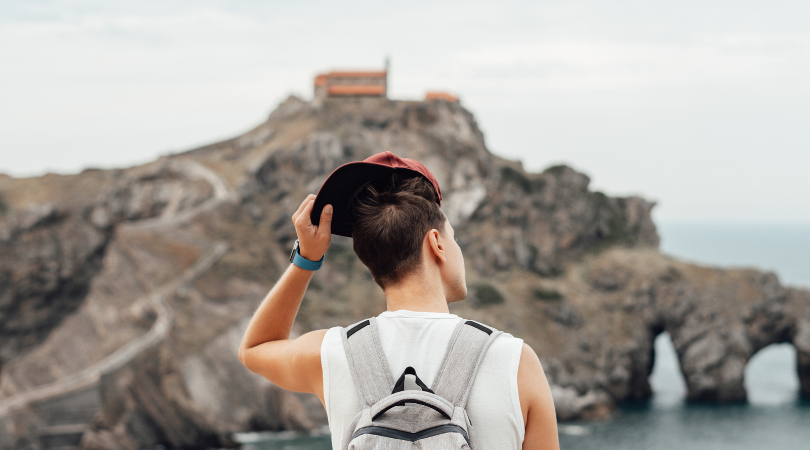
427 228 446 263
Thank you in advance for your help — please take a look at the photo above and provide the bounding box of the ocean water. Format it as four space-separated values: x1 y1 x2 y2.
240 223 810 450
555 334 810 450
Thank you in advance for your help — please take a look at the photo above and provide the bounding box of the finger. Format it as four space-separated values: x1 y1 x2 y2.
317 204 333 237
298 196 316 227
291 194 316 223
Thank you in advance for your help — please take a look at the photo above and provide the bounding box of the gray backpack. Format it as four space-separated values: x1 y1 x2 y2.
339 317 503 450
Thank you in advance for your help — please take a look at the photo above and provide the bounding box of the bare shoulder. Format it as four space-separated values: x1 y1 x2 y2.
517 343 560 450
517 343 545 422
240 328 330 404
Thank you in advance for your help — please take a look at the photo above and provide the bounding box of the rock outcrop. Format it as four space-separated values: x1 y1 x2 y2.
529 248 805 415
0 96 807 449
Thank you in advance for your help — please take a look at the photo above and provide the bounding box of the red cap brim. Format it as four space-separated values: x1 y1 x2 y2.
310 152 442 237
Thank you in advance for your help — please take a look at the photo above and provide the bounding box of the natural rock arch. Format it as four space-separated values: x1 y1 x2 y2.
557 247 810 416
793 321 810 398
652 279 810 403
744 342 799 404
647 331 686 404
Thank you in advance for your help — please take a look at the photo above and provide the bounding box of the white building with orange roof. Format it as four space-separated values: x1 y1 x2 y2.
313 62 388 99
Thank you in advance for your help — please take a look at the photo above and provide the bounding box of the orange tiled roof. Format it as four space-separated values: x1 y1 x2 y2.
327 85 386 96
325 71 387 78
425 92 459 102
314 75 328 86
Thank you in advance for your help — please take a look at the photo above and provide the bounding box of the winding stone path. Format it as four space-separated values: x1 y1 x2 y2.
0 158 235 448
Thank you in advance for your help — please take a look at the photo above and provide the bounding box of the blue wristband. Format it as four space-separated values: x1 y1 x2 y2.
289 239 324 271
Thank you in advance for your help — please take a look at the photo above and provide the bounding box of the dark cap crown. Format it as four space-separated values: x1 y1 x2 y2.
311 151 443 237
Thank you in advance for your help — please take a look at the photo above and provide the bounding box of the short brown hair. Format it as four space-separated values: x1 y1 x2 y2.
351 173 446 289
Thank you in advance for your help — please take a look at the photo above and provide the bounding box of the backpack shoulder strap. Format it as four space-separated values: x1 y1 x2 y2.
431 320 503 408
341 317 395 407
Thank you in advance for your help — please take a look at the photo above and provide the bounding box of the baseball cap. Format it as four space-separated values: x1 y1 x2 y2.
310 151 443 237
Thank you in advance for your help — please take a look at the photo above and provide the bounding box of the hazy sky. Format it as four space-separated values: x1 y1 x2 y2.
1 1 808 223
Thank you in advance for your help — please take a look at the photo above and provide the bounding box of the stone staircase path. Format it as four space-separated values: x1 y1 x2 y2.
0 157 236 448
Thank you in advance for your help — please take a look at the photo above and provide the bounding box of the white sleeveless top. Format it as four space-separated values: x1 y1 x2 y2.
321 310 525 449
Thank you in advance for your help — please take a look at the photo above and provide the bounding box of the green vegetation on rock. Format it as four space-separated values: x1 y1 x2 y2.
472 282 505 306
532 287 563 301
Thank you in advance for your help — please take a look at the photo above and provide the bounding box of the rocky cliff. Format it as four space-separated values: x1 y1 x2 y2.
0 96 807 449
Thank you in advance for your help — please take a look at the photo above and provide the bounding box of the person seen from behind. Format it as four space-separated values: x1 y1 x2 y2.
238 151 559 449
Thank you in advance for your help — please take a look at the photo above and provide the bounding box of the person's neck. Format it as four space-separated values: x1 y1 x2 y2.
383 271 449 313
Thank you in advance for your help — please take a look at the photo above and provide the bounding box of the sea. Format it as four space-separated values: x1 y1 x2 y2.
236 223 810 450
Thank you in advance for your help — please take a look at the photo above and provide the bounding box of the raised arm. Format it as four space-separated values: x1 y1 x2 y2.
238 194 333 404
519 343 560 450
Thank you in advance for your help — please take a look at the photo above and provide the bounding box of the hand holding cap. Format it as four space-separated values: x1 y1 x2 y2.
291 194 332 261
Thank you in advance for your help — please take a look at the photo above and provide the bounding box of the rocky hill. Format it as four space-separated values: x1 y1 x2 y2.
0 96 808 450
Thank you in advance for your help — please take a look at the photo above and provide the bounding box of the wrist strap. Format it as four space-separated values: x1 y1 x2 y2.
292 247 324 271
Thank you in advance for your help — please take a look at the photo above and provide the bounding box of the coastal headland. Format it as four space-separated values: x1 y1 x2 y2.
1 96 808 449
